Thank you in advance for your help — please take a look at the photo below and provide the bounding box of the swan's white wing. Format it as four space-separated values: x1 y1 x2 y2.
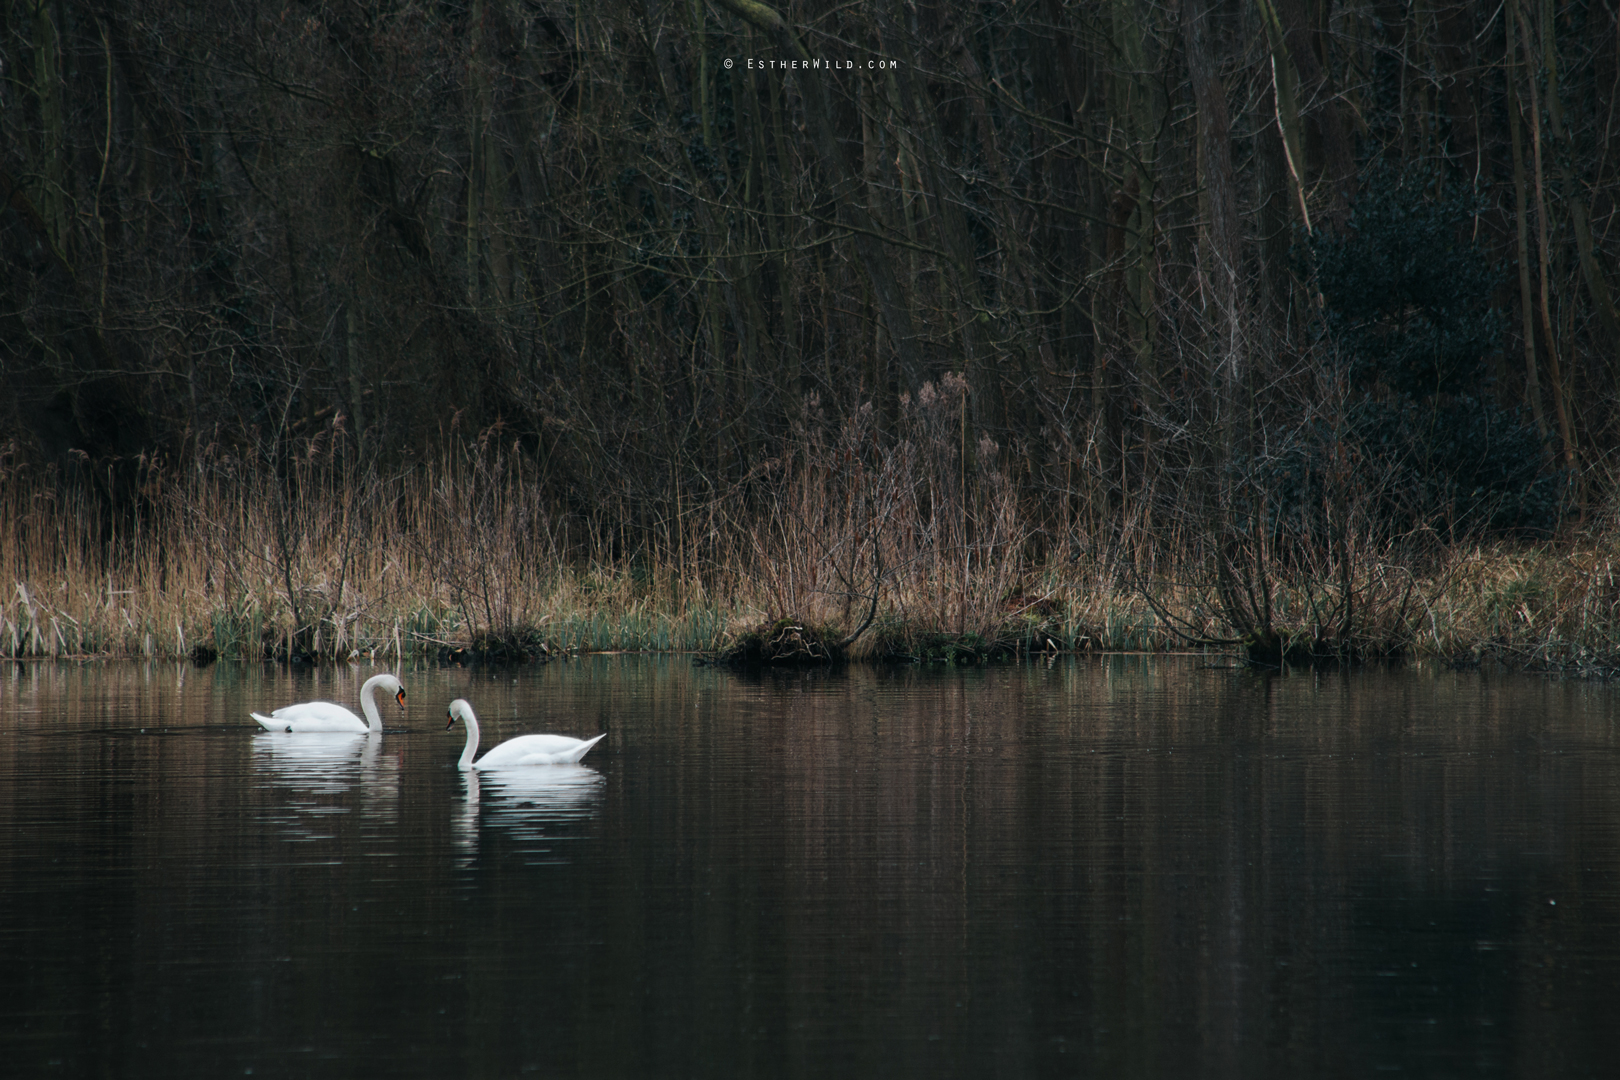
269 700 363 723
253 700 367 733
475 733 604 768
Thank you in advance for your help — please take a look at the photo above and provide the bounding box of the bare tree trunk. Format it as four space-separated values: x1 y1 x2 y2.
1505 0 1548 439
1182 0 1245 463
1273 0 1357 226
1530 0 1620 389
711 0 926 395
1516 0 1576 470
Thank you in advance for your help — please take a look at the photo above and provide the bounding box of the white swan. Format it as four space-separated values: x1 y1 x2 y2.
446 698 605 769
251 673 407 734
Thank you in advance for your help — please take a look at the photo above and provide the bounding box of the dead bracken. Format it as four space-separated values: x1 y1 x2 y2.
720 618 841 667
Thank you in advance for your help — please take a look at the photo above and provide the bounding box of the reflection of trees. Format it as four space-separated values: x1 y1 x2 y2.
579 658 1620 1074
4 659 1618 1073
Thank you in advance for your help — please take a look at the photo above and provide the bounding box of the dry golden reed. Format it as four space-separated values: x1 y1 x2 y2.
3 401 1618 670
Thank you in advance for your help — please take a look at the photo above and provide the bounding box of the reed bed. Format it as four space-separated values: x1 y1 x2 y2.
3 408 1618 671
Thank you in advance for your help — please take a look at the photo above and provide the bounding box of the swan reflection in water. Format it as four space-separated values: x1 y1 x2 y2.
453 765 606 864
251 732 401 838
252 731 369 790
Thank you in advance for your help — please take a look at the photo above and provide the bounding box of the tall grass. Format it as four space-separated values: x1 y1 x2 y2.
3 401 1619 669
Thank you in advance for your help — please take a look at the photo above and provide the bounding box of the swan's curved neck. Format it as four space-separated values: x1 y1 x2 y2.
458 709 480 770
358 675 388 734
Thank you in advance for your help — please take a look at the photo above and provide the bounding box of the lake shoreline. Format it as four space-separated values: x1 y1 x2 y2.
5 457 1615 674
5 548 1616 679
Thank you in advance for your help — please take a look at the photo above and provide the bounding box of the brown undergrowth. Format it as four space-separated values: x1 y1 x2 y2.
3 403 1618 673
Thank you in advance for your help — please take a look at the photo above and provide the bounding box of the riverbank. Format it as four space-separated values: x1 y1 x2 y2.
5 540 1614 673
3 445 1617 672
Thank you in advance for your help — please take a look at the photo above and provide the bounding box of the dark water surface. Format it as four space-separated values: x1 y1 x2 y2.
3 657 1619 1078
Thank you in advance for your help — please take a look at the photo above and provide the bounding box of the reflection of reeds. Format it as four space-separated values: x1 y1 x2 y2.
5 415 1620 669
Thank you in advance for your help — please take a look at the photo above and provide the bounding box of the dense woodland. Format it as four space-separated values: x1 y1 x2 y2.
2 0 1619 661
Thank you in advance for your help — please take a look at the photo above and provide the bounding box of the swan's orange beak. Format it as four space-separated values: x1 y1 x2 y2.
445 709 457 730
395 687 407 712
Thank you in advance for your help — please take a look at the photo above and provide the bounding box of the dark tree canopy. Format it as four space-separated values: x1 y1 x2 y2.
2 0 1615 543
